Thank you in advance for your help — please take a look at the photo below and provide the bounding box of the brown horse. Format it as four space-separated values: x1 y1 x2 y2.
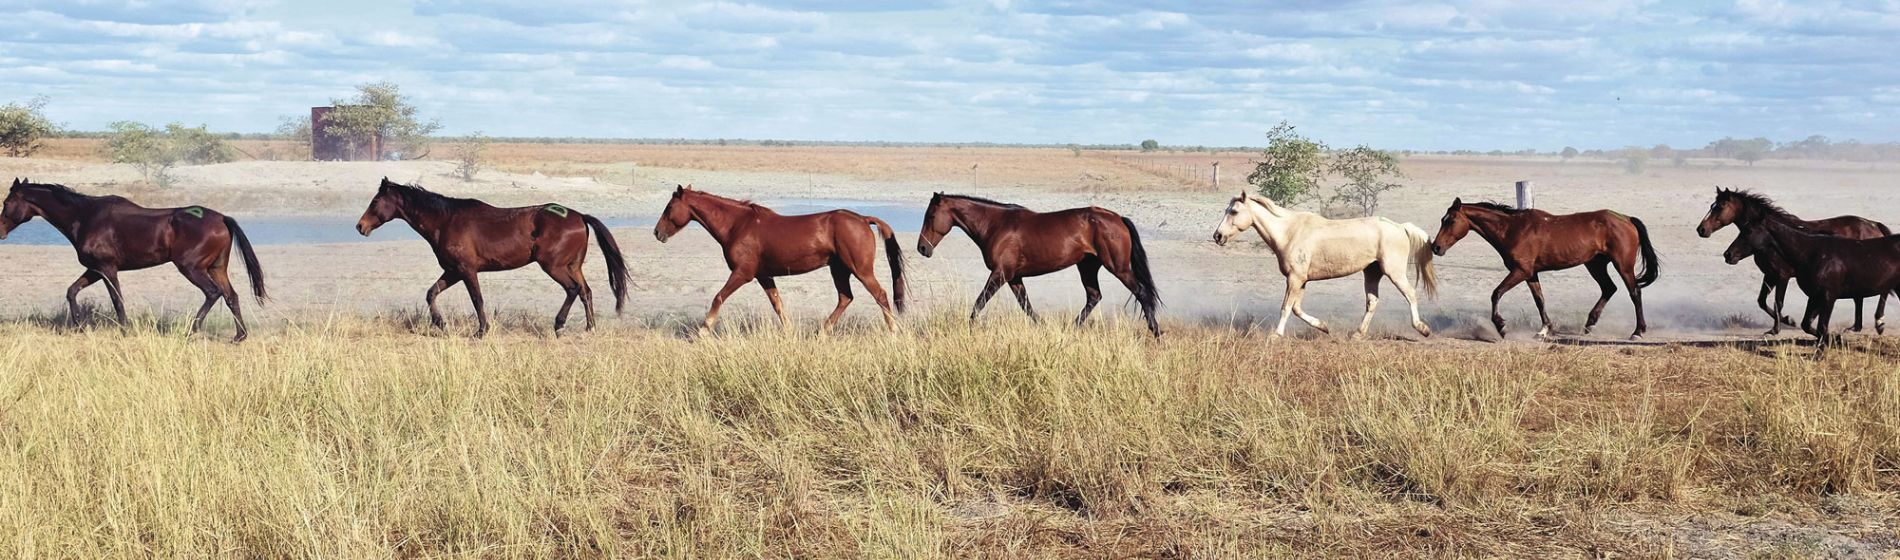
916 193 1161 336
1736 219 1900 358
0 178 266 341
356 178 629 337
1430 199 1659 340
1696 187 1889 334
653 185 905 334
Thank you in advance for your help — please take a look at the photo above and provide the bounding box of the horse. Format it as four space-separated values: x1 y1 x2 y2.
1696 187 1889 334
653 185 905 334
0 178 266 342
1736 219 1900 358
1429 199 1659 340
1211 192 1434 339
916 193 1162 336
355 178 629 337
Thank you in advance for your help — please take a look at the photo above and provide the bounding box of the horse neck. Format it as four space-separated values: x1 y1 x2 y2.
395 192 454 240
18 188 93 239
1461 207 1520 248
686 195 752 243
1735 201 1797 231
1758 221 1816 266
1243 198 1294 249
948 201 1003 244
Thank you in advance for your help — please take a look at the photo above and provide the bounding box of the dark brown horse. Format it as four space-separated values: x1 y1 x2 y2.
916 193 1161 336
653 185 905 333
1697 188 1889 334
1736 219 1900 357
1430 199 1659 340
0 178 266 341
356 178 629 337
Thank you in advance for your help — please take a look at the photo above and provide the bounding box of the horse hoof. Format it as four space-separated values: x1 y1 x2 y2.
1414 324 1432 337
1629 334 1643 341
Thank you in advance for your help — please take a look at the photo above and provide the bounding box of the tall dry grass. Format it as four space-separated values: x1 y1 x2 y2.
0 314 1895 557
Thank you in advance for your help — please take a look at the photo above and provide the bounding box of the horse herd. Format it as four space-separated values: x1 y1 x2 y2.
0 177 1889 356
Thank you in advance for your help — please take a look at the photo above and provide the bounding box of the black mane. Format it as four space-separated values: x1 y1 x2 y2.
939 193 1026 209
1717 188 1794 221
384 180 476 214
1461 201 1525 214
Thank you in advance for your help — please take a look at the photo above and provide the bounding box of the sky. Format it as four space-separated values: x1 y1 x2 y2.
1 0 1896 151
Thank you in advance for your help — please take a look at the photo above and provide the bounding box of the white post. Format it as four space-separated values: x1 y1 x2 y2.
1211 162 1220 190
1515 180 1533 209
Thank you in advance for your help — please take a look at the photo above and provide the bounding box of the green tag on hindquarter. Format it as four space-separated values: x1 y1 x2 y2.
1608 210 1629 222
544 204 569 218
182 206 205 218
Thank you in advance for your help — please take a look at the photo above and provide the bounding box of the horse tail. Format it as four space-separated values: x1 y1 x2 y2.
1631 216 1661 288
1404 223 1438 299
222 216 267 301
866 216 907 313
1120 216 1162 312
581 213 631 315
1877 221 1893 237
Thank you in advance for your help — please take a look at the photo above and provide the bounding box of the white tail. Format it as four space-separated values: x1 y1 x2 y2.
1404 223 1438 299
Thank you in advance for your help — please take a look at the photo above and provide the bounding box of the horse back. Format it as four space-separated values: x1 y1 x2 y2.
1806 215 1889 239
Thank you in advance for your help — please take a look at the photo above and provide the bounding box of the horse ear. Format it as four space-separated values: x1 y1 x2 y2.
1452 197 1462 206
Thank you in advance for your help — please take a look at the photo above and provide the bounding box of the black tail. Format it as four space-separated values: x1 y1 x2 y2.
868 217 907 313
1121 216 1162 335
223 216 267 300
582 214 631 314
1878 221 1893 236
1631 216 1660 288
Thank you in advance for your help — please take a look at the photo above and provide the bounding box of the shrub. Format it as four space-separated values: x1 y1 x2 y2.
0 96 57 157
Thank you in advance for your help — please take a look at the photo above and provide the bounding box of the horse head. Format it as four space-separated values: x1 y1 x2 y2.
0 178 40 240
654 184 695 242
1722 228 1760 265
356 177 404 236
1697 187 1739 238
1429 198 1472 256
917 192 952 257
1211 191 1257 246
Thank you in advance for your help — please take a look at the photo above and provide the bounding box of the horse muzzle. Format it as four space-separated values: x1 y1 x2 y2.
917 242 934 258
1695 225 1711 238
1430 243 1446 257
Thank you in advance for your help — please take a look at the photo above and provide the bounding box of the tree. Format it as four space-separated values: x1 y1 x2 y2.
0 96 58 157
102 122 237 186
321 81 441 160
1620 145 1649 175
1559 146 1578 161
453 131 490 182
1328 145 1403 216
1246 121 1327 204
1139 139 1159 152
268 114 312 161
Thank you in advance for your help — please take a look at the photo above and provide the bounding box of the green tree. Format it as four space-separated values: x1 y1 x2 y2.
1559 146 1578 161
102 122 237 186
322 82 441 160
1139 139 1159 152
453 131 491 182
1246 121 1327 204
0 96 58 157
1328 145 1404 216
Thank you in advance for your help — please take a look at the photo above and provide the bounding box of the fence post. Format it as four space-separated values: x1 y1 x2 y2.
1515 180 1533 209
1211 162 1220 190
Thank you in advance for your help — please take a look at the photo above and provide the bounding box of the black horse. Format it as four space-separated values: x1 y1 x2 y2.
1737 219 1900 357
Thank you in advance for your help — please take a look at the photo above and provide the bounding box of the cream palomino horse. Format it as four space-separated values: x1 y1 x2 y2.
1213 192 1437 338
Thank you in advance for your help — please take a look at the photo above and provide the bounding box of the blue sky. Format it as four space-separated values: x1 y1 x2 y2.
2 0 1896 150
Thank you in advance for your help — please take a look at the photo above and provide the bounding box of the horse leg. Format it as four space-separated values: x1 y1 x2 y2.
1074 258 1103 327
1772 278 1796 329
1757 279 1783 335
702 269 755 335
1353 266 1381 340
1585 260 1617 335
822 263 855 334
1614 262 1647 340
1490 269 1532 340
1007 278 1039 323
542 263 581 336
1385 261 1431 337
1877 292 1888 335
64 270 102 325
209 264 246 342
99 268 128 329
463 272 490 338
1813 293 1836 360
1852 297 1866 332
849 263 899 332
1107 266 1161 337
179 266 222 338
1526 275 1555 338
425 272 463 330
759 277 790 330
1290 283 1328 333
970 271 1007 324
573 264 597 331
1272 275 1303 339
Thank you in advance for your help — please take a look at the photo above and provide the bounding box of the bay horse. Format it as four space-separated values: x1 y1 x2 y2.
653 185 904 334
916 193 1162 336
0 178 266 342
1735 219 1900 358
1211 192 1434 339
1696 187 1889 334
356 178 629 337
1430 199 1659 340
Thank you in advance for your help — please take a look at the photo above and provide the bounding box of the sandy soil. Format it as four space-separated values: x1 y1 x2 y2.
1 153 1896 342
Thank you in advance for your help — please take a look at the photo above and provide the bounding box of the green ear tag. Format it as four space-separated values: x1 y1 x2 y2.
544 204 569 218
182 206 205 218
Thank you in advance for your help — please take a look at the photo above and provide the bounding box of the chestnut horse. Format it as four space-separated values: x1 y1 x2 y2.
654 186 905 333
1697 188 1889 334
1734 219 1900 358
1430 199 1659 340
0 178 266 341
356 178 629 337
916 193 1161 336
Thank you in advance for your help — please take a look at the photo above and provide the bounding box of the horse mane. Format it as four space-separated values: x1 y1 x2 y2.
12 181 103 202
1461 201 1526 214
686 189 777 215
1718 188 1794 221
384 180 475 215
940 193 1026 210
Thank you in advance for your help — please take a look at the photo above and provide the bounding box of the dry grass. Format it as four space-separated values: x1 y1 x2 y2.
0 312 1896 558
